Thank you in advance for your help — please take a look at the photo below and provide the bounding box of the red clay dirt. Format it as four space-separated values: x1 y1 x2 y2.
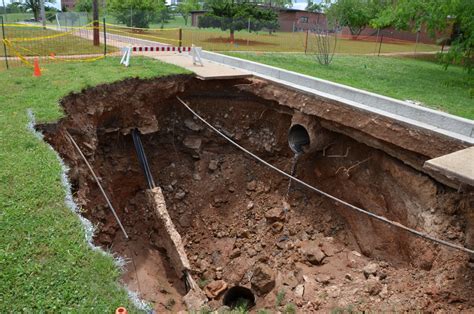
39 75 474 312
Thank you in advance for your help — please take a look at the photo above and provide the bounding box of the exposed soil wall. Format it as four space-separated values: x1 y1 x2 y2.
39 75 474 312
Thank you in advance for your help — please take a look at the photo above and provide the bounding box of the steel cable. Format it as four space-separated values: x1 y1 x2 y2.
176 96 474 255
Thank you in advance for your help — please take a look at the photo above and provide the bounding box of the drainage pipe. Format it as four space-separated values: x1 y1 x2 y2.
289 111 334 153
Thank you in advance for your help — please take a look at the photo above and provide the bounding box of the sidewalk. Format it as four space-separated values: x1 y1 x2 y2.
151 53 251 80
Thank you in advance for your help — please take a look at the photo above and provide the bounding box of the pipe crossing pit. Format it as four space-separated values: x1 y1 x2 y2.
38 75 474 313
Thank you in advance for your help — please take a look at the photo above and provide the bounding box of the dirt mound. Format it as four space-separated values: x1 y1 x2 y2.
39 75 474 312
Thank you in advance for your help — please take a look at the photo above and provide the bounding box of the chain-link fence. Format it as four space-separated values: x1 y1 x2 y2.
0 10 442 72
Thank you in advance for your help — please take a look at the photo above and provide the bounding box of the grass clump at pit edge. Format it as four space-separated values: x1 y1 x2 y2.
0 57 189 312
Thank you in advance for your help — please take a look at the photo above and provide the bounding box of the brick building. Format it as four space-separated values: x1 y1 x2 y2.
61 0 77 11
190 8 326 32
190 8 449 44
278 9 327 32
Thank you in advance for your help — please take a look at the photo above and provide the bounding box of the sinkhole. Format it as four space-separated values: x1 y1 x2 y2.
37 75 474 312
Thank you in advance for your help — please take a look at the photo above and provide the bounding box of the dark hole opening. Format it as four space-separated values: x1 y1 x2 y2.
288 124 310 153
223 286 256 310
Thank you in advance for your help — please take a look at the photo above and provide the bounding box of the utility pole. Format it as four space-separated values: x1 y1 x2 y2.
40 0 46 29
92 0 100 46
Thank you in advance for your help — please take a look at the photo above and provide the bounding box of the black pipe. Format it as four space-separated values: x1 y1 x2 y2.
132 129 156 189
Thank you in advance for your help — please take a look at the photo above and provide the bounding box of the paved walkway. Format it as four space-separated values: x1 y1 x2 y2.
424 147 474 187
151 53 251 80
69 27 251 80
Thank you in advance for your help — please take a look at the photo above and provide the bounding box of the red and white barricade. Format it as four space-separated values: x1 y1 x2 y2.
120 45 202 67
132 46 192 53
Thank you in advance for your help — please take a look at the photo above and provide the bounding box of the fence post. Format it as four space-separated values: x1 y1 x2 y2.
178 28 182 47
304 29 309 54
414 30 420 57
103 17 107 56
377 34 384 57
1 15 8 70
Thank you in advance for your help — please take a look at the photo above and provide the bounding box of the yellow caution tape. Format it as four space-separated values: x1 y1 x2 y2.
107 27 180 43
4 22 94 29
3 39 34 67
6 23 95 42
51 54 105 63
104 22 180 31
3 38 111 66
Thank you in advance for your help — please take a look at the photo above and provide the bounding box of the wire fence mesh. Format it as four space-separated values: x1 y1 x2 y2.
0 11 443 72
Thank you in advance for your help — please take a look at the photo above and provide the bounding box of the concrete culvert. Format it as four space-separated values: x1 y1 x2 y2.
288 124 310 153
223 286 256 310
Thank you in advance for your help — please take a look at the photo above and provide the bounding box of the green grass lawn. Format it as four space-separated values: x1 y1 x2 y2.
1 13 34 23
226 52 474 119
0 57 188 312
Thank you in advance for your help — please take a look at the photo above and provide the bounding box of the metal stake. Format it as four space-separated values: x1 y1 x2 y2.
1 15 8 69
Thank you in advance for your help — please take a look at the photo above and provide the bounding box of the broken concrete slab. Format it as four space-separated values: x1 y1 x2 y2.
424 147 474 187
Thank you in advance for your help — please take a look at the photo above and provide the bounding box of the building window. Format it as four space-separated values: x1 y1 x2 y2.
300 16 308 23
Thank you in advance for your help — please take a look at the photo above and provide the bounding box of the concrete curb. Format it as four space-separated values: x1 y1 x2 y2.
200 51 474 145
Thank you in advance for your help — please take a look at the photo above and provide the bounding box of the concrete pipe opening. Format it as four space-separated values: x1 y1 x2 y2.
223 286 256 310
288 124 310 154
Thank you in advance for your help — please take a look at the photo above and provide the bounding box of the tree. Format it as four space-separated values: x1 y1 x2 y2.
306 1 323 13
6 2 26 14
108 0 167 28
325 0 384 38
199 0 279 42
372 0 473 71
21 0 55 21
176 0 200 26
156 5 171 29
75 0 92 13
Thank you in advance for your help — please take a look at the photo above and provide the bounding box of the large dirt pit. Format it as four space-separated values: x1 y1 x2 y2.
39 75 474 312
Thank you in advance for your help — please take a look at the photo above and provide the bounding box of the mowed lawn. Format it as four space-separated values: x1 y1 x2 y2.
227 52 474 119
0 57 188 312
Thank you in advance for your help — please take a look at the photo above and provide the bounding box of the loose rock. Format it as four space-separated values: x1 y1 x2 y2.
183 136 202 150
294 284 305 298
208 160 219 171
204 280 228 299
315 274 331 285
184 119 202 131
366 277 383 296
265 207 286 223
363 263 379 279
301 245 326 265
251 264 275 296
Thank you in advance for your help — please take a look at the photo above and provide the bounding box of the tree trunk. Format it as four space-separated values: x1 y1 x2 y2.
92 0 99 46
230 29 234 43
349 26 364 40
183 15 188 26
